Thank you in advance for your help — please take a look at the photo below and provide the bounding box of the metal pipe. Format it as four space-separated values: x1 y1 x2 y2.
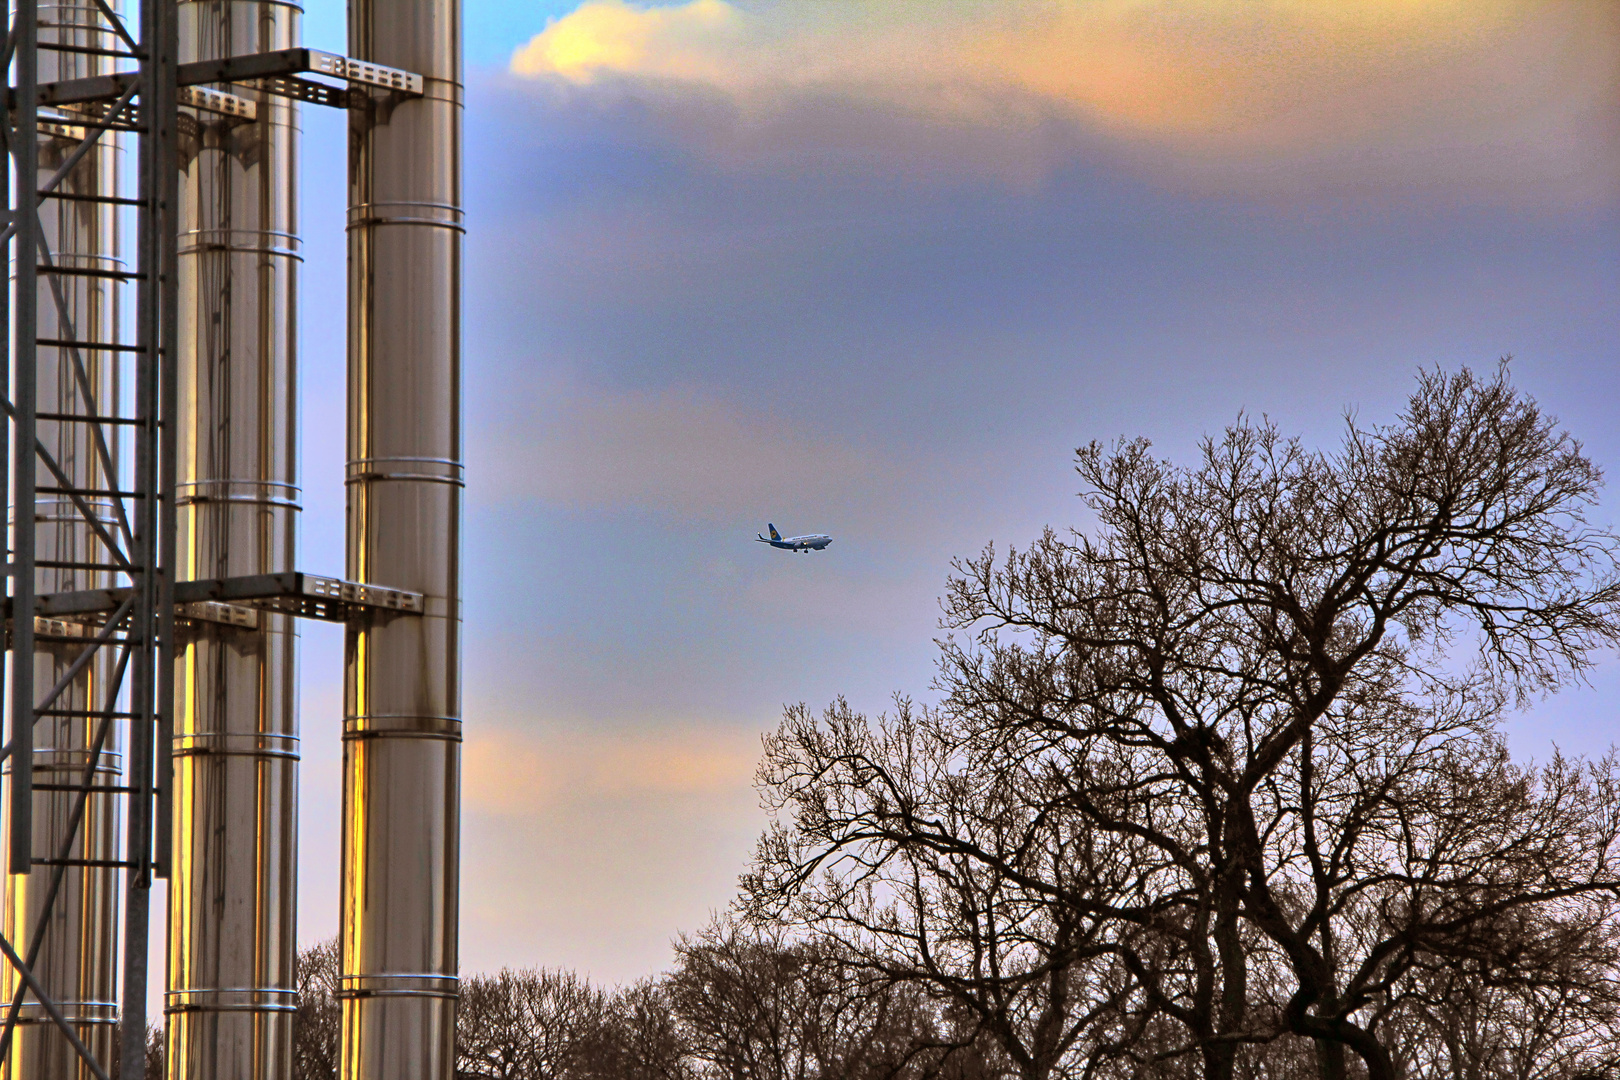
341 0 462 1071
2 0 124 1073
164 1 301 1076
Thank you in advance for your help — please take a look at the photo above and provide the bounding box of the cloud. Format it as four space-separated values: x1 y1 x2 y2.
506 0 1620 201
464 724 760 816
473 384 898 519
512 0 740 84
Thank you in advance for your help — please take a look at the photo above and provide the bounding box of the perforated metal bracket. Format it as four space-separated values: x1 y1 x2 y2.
177 84 257 120
172 572 424 621
306 49 423 95
252 74 351 109
186 572 423 621
3 616 105 649
26 46 424 110
32 615 96 641
176 601 260 630
299 574 422 613
13 572 424 625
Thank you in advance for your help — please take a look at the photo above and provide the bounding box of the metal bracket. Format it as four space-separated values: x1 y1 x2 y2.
38 119 86 140
174 572 424 621
31 615 97 642
3 616 108 649
24 47 423 110
52 97 141 130
305 49 422 94
176 85 256 120
251 74 351 109
176 600 259 630
11 572 423 625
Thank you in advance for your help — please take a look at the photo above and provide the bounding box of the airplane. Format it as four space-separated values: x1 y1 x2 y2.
756 523 832 553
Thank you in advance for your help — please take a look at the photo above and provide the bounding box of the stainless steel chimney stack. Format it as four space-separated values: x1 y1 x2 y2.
165 0 301 1075
1 1 123 1074
342 0 462 1072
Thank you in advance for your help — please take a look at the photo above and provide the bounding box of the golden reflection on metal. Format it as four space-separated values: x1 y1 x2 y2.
164 1 302 1076
340 0 463 1070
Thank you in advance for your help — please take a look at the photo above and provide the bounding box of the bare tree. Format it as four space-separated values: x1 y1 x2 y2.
749 698 1186 1080
934 364 1620 1080
755 365 1620 1080
582 979 695 1080
456 967 615 1080
667 916 956 1080
1377 900 1620 1080
296 937 342 1080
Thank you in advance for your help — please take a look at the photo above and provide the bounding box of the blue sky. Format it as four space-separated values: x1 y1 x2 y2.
260 0 1620 987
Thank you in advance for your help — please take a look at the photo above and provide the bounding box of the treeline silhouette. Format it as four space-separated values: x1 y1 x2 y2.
145 894 1620 1080
280 927 1013 1079
164 367 1620 1079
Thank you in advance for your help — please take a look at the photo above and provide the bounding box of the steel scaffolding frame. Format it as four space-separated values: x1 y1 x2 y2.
2 1 425 1073
6 0 175 1071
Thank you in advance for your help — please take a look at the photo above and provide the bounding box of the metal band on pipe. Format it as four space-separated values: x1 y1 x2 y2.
176 479 302 510
176 230 302 258
412 76 463 106
164 987 299 1012
8 1001 119 1024
343 714 461 740
176 478 301 491
173 0 302 7
31 498 121 524
337 975 459 1000
345 218 464 232
171 732 300 758
346 201 463 232
5 748 124 773
346 457 463 486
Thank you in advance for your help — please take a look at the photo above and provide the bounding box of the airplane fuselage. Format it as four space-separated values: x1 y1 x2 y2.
764 535 831 551
756 525 832 552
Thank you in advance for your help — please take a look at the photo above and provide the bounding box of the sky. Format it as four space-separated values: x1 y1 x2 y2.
249 0 1620 990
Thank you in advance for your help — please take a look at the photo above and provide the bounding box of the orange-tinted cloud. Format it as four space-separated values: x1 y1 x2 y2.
510 0 1620 201
459 722 767 982
464 725 760 815
512 0 740 84
959 0 1526 136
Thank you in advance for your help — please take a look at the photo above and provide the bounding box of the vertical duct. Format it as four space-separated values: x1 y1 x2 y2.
1 0 123 1074
165 0 301 1076
342 0 462 1071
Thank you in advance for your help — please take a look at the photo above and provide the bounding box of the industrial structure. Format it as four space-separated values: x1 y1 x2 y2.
0 0 463 1073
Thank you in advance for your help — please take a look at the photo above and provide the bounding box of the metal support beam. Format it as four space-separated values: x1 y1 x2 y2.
14 571 424 622
27 46 423 108
10 0 41 881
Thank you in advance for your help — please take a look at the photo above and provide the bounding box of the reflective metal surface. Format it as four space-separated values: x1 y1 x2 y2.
2 3 124 1075
166 1 302 1076
342 0 462 1073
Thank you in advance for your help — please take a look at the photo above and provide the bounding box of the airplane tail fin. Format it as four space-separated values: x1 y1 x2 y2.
768 524 782 541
